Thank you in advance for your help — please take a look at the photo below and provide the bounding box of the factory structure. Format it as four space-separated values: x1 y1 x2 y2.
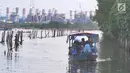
0 7 95 25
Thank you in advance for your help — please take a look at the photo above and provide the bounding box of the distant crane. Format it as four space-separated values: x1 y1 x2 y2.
30 0 35 23
79 4 82 12
30 0 35 11
30 0 40 23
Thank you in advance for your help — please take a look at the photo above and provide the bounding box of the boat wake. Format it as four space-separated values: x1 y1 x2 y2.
97 58 112 62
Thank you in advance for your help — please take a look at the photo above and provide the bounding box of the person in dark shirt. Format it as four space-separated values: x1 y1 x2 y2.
81 38 86 47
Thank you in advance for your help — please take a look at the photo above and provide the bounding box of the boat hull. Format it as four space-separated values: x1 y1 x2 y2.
69 54 98 61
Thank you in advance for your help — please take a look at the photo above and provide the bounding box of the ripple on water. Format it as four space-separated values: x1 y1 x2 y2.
97 58 112 62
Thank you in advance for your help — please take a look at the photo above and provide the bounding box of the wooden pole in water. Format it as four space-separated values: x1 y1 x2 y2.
61 29 63 36
58 29 60 36
9 31 13 51
6 31 10 50
14 33 19 51
36 30 38 38
20 31 23 45
0 31 6 44
18 31 20 42
57 29 59 37
29 31 31 39
32 30 34 39
41 30 43 39
51 29 53 37
54 29 56 37
0 31 4 43
45 29 47 38
60 29 62 36
47 29 50 37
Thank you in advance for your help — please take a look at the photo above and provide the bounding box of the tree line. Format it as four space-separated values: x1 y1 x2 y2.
94 0 130 48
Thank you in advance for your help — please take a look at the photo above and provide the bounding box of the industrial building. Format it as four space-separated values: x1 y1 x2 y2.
68 10 93 25
0 7 94 24
73 11 91 24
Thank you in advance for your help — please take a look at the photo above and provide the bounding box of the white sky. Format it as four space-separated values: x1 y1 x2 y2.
0 0 97 18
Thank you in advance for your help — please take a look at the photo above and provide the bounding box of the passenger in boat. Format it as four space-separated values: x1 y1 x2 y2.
81 38 86 47
88 36 97 55
76 41 81 55
79 38 86 54
88 36 93 47
83 41 92 54
91 45 97 55
71 40 79 56
73 38 82 55
71 48 77 56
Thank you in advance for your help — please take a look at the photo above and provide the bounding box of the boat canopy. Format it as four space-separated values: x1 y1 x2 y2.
68 32 98 37
66 32 99 44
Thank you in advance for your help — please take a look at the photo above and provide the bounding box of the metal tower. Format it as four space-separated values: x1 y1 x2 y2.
30 0 35 11
70 10 72 21
6 7 10 20
30 0 35 22
40 9 46 23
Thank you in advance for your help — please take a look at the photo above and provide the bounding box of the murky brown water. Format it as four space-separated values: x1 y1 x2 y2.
0 30 130 73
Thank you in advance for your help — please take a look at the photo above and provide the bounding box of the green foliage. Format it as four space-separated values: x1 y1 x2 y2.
94 0 116 31
95 0 130 40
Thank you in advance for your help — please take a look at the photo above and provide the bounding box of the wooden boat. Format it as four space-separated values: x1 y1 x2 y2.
69 53 98 61
66 32 99 61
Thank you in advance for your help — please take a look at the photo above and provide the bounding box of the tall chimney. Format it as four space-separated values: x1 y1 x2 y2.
6 7 10 20
42 9 45 15
74 11 77 15
23 8 26 16
36 9 39 14
85 11 87 16
48 9 51 14
70 10 72 20
29 8 33 15
16 7 19 15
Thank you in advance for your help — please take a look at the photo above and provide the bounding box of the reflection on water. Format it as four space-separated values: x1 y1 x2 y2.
0 30 130 73
96 36 130 73
67 61 97 73
3 51 20 73
14 53 20 63
6 51 13 60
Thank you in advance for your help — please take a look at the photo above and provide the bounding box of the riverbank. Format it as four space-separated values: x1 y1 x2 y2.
0 21 99 30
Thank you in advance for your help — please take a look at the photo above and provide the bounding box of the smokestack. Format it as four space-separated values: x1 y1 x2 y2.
42 9 45 15
70 10 72 20
36 9 38 13
6 7 10 20
74 11 77 15
36 9 39 15
6 7 9 14
81 11 83 14
54 10 57 14
74 11 77 19
23 8 26 16
85 11 87 16
48 9 51 14
16 7 19 15
29 8 33 15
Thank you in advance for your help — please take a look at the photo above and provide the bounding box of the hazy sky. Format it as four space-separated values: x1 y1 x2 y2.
0 0 97 17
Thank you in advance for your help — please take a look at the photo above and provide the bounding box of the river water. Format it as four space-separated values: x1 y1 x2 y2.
0 30 130 73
